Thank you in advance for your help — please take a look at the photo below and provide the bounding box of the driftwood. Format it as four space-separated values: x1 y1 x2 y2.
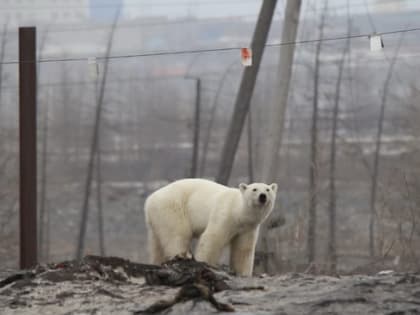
134 283 234 314
1 255 160 286
0 272 35 289
134 256 233 313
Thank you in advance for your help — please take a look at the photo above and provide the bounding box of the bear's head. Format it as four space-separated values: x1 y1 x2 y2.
239 182 277 223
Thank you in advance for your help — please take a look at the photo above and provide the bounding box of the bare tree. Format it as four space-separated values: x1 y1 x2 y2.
369 32 405 258
216 0 277 184
94 79 105 256
199 60 237 176
76 7 121 259
327 5 351 273
38 92 50 262
37 26 51 262
0 22 8 108
190 78 201 178
96 145 105 256
0 22 12 263
183 55 202 178
307 0 328 266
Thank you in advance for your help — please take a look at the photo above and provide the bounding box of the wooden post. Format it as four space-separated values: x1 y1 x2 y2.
216 0 277 184
19 26 37 269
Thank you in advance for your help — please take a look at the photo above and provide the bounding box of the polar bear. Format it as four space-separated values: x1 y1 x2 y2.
144 178 277 276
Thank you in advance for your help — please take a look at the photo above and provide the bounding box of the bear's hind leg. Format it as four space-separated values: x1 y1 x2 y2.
148 229 164 264
159 232 192 260
153 205 192 260
145 198 192 262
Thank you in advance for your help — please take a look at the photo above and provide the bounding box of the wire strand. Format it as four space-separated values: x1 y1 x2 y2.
1 26 420 65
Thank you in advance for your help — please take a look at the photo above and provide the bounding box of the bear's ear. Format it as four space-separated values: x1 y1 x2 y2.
270 183 278 192
239 183 247 192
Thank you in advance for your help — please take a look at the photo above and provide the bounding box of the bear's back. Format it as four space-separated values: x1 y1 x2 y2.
146 178 239 236
156 178 232 197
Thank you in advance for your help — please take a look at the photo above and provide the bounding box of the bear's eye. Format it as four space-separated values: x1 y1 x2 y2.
266 188 270 192
252 188 257 192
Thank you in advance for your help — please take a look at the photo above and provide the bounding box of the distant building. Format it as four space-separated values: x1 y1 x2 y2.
0 0 89 26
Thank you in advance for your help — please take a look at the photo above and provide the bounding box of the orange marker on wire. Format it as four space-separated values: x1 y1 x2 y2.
241 48 252 66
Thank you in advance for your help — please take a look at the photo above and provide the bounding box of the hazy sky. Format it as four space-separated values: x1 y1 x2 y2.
118 0 420 19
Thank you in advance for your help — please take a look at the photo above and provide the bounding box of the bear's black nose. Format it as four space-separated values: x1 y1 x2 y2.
259 193 267 204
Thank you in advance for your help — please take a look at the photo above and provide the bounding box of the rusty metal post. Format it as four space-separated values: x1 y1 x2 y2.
19 26 37 269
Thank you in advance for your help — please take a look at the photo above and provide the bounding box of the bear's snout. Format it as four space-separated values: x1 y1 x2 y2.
259 193 267 204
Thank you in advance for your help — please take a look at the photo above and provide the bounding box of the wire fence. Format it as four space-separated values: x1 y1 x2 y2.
0 4 420 272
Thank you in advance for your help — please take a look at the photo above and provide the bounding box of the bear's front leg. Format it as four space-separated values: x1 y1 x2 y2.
230 228 259 276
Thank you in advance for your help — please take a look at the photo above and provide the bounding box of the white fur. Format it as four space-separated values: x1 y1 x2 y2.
144 178 277 276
